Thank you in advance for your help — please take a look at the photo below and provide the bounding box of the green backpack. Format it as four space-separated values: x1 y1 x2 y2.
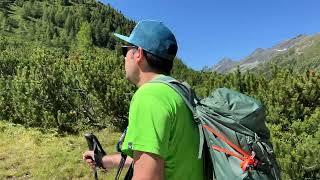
151 75 281 180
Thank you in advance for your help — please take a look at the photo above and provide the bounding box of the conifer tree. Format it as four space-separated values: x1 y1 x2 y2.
76 21 93 51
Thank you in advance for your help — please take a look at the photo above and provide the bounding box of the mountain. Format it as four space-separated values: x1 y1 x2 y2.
211 57 237 73
212 34 319 73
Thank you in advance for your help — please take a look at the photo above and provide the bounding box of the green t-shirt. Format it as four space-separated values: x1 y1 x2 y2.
121 76 203 180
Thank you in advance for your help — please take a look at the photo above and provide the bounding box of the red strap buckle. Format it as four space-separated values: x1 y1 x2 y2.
240 153 258 172
212 145 259 172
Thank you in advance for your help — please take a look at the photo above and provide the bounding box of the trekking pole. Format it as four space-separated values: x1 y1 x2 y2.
85 133 106 180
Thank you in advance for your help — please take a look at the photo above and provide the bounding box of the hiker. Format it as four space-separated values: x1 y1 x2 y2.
83 20 204 180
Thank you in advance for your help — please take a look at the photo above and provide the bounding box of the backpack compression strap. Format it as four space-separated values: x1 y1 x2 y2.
203 124 259 172
150 75 205 159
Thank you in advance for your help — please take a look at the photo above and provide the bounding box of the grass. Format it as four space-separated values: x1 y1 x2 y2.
0 121 128 179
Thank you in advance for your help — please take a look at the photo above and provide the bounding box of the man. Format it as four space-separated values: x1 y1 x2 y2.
83 20 203 180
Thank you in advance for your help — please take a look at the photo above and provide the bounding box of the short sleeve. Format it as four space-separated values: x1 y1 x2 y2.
121 92 172 159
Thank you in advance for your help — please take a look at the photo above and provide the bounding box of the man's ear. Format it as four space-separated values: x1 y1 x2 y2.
134 47 144 64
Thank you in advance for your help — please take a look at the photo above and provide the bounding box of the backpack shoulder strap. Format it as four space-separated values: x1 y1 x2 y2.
150 75 197 115
150 75 204 159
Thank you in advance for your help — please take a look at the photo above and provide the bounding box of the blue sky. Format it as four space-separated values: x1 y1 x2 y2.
100 0 320 70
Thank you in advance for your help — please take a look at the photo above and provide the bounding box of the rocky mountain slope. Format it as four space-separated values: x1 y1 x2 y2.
212 34 319 73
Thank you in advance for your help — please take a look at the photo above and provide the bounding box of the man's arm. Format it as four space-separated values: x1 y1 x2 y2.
132 151 164 180
102 153 133 169
83 151 133 170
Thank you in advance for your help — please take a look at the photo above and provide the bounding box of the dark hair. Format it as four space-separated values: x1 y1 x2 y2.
143 50 173 75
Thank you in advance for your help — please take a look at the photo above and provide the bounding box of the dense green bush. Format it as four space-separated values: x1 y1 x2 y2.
0 38 134 133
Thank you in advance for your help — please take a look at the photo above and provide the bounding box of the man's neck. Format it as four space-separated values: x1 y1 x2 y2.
136 72 160 87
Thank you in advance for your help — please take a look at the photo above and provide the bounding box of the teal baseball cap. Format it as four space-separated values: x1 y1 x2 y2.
114 20 178 61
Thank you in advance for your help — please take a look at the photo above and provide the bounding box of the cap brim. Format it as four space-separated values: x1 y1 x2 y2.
114 33 131 43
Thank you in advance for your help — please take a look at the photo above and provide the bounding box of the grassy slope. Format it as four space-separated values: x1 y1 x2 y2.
0 121 127 179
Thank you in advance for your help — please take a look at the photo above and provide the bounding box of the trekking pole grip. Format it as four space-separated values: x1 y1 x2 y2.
85 133 98 180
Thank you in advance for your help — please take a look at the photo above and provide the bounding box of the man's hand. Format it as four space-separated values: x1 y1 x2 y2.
132 151 164 180
83 152 133 170
83 150 97 170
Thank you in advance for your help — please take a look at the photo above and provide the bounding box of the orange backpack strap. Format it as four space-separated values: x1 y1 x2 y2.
203 125 259 171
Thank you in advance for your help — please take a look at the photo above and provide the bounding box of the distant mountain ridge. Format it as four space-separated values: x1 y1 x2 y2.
212 34 319 73
211 57 237 73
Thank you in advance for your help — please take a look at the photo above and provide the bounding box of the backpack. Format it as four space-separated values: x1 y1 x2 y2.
150 75 281 180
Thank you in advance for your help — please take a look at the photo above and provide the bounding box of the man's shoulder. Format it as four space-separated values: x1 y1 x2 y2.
134 82 177 97
131 82 184 108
